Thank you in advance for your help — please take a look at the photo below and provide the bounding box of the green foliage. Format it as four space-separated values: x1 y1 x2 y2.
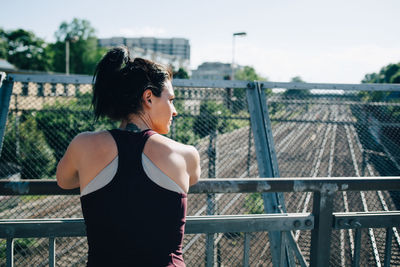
234 66 270 113
0 28 8 59
171 116 198 145
1 18 106 74
244 193 264 214
173 67 189 79
360 62 400 102
362 63 400 84
3 29 52 71
170 100 198 145
390 72 400 84
35 93 115 163
0 238 36 258
284 76 310 96
50 18 107 75
55 18 96 42
0 113 56 179
193 101 241 138
235 66 266 81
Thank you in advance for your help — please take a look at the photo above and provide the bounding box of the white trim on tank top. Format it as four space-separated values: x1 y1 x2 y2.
80 153 185 196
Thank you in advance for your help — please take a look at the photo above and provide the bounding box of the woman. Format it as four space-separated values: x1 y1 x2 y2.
56 46 201 267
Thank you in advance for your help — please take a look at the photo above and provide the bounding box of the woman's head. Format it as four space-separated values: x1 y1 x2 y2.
92 46 173 121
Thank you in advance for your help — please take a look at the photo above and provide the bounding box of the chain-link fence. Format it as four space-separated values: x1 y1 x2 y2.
0 76 400 266
267 87 400 266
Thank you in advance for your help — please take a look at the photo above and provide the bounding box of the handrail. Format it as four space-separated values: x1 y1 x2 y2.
1 177 400 195
0 213 315 238
7 73 400 91
1 177 400 267
1 211 399 238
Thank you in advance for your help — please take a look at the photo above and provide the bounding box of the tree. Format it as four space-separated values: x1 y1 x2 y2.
0 113 56 179
284 76 310 96
360 62 400 101
50 18 107 75
173 67 189 79
235 66 266 81
234 66 268 112
3 29 52 71
54 19 96 42
362 63 400 84
0 28 8 59
193 101 240 138
391 72 400 84
35 93 117 163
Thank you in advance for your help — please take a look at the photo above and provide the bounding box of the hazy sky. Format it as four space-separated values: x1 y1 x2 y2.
2 0 400 83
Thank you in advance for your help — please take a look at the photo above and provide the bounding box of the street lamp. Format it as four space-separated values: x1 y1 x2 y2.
65 34 78 75
232 32 247 80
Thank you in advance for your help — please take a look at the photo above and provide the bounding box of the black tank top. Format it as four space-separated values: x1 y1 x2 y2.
80 129 187 267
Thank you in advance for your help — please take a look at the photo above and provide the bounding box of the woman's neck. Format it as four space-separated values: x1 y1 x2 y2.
120 114 151 131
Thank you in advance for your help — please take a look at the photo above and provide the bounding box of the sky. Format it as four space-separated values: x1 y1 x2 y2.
2 0 400 83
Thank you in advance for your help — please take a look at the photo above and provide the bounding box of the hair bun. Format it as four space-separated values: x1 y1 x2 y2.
101 46 130 72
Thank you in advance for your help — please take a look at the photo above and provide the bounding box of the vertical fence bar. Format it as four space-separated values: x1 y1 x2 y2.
246 82 282 267
243 233 250 267
384 227 393 267
206 233 215 267
0 74 14 154
280 231 287 266
310 190 335 267
246 82 297 267
247 123 251 177
206 130 218 266
287 231 308 267
352 228 361 267
6 238 14 267
49 237 56 267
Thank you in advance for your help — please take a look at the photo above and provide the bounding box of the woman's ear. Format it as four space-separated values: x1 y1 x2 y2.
143 89 153 108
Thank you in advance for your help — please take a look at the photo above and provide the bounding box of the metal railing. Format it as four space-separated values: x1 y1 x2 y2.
1 177 400 267
1 73 400 266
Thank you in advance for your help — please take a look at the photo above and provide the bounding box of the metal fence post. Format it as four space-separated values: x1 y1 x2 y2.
6 237 14 267
206 130 218 267
246 81 293 267
309 189 335 267
0 73 13 155
49 237 56 267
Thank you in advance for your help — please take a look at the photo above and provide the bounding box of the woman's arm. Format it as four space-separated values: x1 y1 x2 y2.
144 134 201 193
185 145 201 186
56 135 81 189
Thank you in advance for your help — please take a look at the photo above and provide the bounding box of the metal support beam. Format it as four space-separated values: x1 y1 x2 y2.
206 130 218 267
243 233 250 267
0 73 13 154
352 229 362 267
246 81 282 266
49 237 56 267
384 227 393 267
310 191 335 267
6 237 13 267
246 81 296 266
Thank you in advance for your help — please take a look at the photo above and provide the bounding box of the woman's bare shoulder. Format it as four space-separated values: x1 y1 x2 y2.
144 133 200 191
69 130 116 156
147 134 198 157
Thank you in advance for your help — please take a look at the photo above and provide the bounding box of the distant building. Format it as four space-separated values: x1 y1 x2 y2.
191 62 243 80
98 37 190 70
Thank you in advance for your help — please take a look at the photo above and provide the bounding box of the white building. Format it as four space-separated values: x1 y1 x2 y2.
98 37 190 71
191 62 243 80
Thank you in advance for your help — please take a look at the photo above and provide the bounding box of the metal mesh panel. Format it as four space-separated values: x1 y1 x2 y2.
0 79 264 266
268 89 400 266
1 77 400 266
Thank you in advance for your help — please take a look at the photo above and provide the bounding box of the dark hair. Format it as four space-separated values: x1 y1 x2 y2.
92 46 173 121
